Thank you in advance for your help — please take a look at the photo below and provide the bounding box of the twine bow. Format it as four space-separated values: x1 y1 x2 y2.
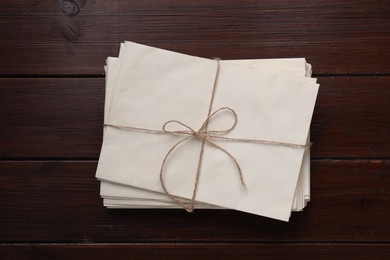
160 106 246 212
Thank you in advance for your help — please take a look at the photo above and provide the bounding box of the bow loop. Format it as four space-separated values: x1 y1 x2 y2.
162 120 196 135
199 107 238 135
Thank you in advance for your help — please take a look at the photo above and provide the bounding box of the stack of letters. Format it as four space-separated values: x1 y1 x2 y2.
96 41 319 221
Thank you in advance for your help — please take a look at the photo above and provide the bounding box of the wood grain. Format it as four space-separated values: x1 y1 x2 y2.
2 0 390 16
0 0 389 74
1 243 390 260
0 78 103 158
1 160 389 242
0 77 389 158
1 0 389 256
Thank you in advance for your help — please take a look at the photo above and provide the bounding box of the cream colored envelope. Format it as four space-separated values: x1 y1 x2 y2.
96 41 319 221
101 56 313 212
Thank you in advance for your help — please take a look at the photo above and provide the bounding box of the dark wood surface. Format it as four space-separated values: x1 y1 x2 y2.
1 0 389 259
1 160 389 242
2 244 390 260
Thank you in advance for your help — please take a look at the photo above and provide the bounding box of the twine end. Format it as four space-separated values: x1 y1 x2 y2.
184 207 194 213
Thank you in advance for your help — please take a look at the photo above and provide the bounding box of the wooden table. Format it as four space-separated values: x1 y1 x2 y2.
1 1 389 259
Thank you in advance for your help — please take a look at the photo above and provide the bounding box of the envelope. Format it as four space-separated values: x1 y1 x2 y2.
96 41 319 221
101 55 313 212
